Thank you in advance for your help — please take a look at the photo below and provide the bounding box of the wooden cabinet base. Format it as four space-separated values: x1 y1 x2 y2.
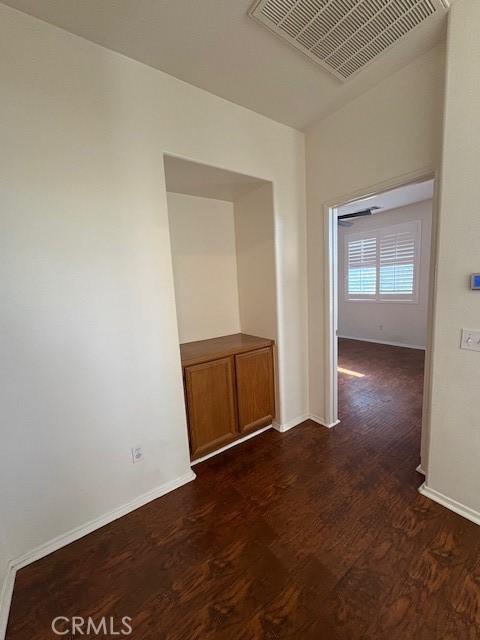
181 333 276 461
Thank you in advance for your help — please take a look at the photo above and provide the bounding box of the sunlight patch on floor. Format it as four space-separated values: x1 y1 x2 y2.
338 366 366 378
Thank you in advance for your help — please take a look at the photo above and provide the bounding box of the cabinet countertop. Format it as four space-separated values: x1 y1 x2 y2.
180 333 274 368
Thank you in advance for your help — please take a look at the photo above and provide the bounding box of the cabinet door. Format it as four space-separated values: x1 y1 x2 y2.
235 347 275 434
184 357 238 459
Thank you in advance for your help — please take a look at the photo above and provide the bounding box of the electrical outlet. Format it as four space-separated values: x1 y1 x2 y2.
131 446 143 464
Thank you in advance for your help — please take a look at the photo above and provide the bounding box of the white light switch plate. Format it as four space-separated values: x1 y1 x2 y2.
461 329 480 352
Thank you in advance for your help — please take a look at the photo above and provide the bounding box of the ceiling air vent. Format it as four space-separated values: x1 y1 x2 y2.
249 0 449 81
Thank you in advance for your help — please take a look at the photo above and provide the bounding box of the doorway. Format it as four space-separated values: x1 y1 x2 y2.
324 172 438 473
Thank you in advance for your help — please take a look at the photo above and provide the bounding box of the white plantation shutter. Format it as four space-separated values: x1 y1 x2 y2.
379 227 417 297
347 236 377 298
345 221 420 302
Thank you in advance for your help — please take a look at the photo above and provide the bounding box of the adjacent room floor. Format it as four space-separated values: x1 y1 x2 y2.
7 340 480 639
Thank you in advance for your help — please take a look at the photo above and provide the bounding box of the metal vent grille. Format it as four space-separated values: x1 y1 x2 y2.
249 0 449 81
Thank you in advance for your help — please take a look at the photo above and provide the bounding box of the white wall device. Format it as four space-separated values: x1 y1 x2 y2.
461 329 480 352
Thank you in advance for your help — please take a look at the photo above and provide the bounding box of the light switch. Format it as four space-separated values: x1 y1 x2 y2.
461 329 480 352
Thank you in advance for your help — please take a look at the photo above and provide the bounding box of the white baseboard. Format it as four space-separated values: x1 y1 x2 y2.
416 464 426 476
12 470 196 572
338 335 426 351
273 414 310 433
273 414 339 432
308 414 340 429
0 564 16 640
191 425 272 465
419 483 480 526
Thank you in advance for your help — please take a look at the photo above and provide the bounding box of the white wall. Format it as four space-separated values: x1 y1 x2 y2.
167 193 241 343
0 2 307 600
234 184 277 341
426 0 480 516
0 551 7 608
0 532 9 637
338 200 432 348
306 43 445 422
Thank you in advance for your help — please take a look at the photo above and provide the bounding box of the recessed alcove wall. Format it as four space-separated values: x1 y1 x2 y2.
164 156 277 346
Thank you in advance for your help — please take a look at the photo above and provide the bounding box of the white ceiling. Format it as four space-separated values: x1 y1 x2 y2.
1 0 449 130
337 179 434 216
164 155 267 202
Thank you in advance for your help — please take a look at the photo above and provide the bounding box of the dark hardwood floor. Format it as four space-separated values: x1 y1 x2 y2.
7 339 480 639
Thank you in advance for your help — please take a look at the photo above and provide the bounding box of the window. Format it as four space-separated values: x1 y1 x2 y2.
347 235 377 299
345 221 420 302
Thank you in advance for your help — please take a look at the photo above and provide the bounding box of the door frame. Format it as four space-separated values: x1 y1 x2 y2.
323 167 440 474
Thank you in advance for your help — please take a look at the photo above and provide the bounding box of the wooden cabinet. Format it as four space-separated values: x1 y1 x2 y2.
236 347 275 434
181 333 275 460
184 357 238 459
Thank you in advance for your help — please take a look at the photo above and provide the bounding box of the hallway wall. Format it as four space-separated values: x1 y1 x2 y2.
426 0 480 518
0 533 9 638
